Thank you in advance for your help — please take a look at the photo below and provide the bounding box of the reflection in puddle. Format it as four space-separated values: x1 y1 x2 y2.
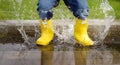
0 43 119 65
87 48 113 65
38 43 54 65
37 43 120 65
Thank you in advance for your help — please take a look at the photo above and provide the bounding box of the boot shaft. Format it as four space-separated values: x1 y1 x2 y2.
74 19 88 34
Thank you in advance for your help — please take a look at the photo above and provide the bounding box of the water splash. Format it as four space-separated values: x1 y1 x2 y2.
54 0 115 47
95 0 115 45
11 0 36 57
11 0 115 51
2 0 25 58
11 0 36 49
17 22 31 49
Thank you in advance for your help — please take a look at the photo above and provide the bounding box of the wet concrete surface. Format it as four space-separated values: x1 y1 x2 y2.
0 20 120 65
0 43 120 65
0 51 41 65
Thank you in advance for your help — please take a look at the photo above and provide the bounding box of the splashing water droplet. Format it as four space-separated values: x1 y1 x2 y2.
95 0 115 45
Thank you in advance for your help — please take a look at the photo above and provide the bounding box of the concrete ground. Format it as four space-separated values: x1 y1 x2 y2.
0 20 120 44
0 20 120 65
0 50 120 65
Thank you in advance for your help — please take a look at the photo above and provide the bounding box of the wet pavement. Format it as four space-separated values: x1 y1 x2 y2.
0 51 41 65
0 43 120 65
0 20 120 65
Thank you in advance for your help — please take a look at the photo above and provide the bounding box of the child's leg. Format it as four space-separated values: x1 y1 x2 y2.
36 0 60 46
63 0 89 20
63 0 94 46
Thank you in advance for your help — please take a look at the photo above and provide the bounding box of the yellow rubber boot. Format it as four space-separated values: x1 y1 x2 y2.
74 19 94 46
36 19 54 46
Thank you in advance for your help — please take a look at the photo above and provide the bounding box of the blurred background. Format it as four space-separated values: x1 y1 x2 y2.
0 0 119 20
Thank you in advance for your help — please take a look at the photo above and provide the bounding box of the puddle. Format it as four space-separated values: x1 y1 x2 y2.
0 42 120 65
